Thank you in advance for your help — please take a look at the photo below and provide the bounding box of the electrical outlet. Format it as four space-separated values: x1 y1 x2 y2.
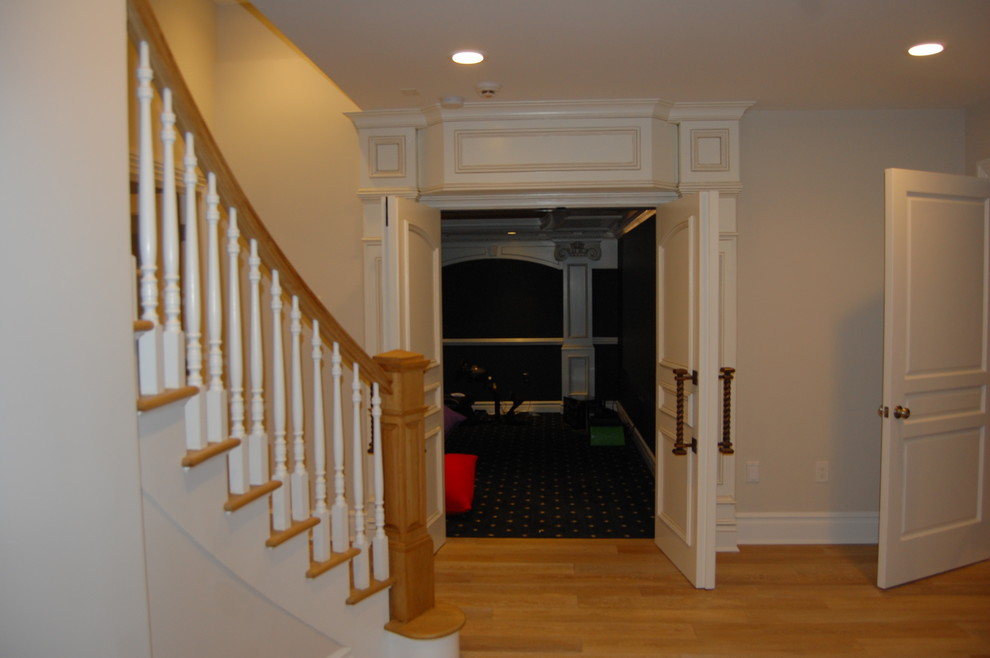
815 460 829 483
746 461 760 483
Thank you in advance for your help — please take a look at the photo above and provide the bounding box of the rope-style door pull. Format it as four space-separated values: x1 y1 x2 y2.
718 367 736 455
672 368 697 455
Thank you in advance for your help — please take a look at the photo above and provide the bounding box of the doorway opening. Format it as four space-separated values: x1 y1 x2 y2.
438 207 658 538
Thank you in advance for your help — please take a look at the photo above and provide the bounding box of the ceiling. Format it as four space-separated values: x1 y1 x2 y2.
248 0 990 112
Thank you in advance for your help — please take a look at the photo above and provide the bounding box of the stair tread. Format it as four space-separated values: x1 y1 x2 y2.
307 547 361 579
266 516 320 548
181 438 240 468
137 385 198 412
347 577 395 606
224 480 281 513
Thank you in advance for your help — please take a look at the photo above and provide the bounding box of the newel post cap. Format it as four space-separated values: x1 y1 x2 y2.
374 350 431 372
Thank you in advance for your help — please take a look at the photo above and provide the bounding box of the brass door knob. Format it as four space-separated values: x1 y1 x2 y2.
893 405 911 419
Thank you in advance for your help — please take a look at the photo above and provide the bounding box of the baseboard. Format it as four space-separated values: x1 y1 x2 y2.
716 496 739 552
736 512 878 545
472 400 561 415
614 402 655 476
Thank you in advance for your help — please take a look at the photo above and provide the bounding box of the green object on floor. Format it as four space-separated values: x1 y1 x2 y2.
590 425 624 446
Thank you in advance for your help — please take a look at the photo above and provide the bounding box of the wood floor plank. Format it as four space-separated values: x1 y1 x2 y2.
435 538 990 656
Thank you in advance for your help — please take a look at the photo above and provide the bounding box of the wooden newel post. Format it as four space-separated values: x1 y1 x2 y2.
374 349 434 624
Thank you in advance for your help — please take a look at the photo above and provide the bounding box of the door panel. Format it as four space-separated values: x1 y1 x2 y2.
878 169 990 588
655 191 719 589
387 197 446 550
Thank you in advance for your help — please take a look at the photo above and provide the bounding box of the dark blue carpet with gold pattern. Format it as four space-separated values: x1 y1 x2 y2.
444 413 654 538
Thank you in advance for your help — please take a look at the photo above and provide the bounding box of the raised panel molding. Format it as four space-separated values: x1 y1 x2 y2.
417 101 685 205
346 113 422 197
454 128 641 173
350 100 752 206
690 128 730 172
564 264 590 340
562 348 594 399
368 136 406 178
678 119 742 188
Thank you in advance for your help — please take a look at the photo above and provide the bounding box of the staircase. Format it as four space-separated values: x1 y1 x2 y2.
127 1 462 655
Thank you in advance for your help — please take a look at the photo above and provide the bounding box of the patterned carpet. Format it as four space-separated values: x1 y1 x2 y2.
444 413 655 538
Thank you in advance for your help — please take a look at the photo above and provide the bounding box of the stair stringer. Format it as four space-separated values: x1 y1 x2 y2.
137 401 389 658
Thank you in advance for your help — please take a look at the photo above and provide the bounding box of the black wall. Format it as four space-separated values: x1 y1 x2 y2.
442 259 563 402
593 269 619 399
618 217 656 450
441 234 656 447
442 259 562 338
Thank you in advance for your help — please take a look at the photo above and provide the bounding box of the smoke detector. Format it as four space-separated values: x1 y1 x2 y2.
476 82 501 99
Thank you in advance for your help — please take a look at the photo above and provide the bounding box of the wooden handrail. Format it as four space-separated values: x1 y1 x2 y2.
126 0 391 394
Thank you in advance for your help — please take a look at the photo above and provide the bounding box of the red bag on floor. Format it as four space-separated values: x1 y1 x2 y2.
444 453 478 514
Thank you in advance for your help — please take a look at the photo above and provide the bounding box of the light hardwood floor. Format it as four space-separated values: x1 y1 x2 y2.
434 538 990 656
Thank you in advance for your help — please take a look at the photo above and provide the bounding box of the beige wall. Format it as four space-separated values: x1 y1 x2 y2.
152 1 366 345
150 0 217 124
213 4 366 342
736 110 965 516
966 99 990 175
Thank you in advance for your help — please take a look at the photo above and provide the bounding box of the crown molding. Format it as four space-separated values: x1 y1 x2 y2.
667 101 755 122
420 99 679 125
345 108 427 130
348 99 755 130
344 98 755 129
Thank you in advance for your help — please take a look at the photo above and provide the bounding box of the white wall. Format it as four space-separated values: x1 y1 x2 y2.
0 1 152 656
139 406 348 658
736 110 965 521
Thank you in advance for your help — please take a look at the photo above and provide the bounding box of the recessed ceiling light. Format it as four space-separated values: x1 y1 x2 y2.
908 42 944 56
452 50 484 65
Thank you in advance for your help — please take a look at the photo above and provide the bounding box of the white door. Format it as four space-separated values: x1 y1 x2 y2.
654 191 720 589
878 169 990 588
383 196 447 550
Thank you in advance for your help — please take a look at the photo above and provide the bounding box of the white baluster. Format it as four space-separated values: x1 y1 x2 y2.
226 209 248 495
311 321 331 562
204 173 228 444
371 382 389 581
330 342 349 553
290 296 310 521
351 364 369 590
160 88 185 389
136 41 164 395
270 271 290 531
247 240 269 486
182 133 207 451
